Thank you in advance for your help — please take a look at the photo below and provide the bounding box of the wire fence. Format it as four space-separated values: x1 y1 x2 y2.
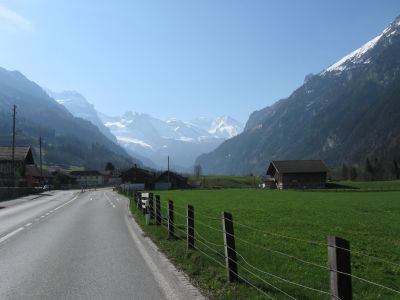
122 189 400 299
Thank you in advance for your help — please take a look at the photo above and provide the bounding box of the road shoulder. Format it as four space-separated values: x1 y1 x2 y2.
123 196 206 300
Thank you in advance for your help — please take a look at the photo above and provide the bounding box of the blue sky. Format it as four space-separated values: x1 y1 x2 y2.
0 1 398 123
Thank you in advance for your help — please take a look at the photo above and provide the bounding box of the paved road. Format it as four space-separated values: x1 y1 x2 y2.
0 189 203 300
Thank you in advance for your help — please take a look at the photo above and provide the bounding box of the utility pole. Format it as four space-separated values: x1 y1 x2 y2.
39 136 43 185
12 105 16 187
167 155 170 189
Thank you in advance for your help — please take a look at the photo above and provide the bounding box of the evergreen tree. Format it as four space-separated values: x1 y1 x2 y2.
349 166 358 181
393 160 400 180
365 158 374 180
374 158 384 180
194 164 202 177
105 162 115 171
341 163 349 180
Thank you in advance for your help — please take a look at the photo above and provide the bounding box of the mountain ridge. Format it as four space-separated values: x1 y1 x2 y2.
196 15 400 175
99 111 243 171
0 67 138 170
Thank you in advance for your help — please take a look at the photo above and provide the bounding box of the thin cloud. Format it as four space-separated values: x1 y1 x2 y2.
0 5 32 32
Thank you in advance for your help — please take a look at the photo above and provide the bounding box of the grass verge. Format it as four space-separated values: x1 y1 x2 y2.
124 188 400 299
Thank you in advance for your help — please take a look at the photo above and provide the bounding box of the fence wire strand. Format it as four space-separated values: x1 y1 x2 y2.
174 224 298 299
132 195 400 297
163 199 400 269
226 245 340 299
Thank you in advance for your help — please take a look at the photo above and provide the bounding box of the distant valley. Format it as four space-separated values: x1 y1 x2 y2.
0 67 136 170
48 90 243 172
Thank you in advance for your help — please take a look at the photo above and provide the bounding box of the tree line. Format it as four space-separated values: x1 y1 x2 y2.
339 158 400 181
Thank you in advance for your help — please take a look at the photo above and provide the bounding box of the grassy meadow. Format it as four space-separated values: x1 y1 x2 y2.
188 175 262 188
126 184 400 299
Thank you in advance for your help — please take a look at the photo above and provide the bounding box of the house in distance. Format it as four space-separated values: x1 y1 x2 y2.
266 160 330 189
70 170 104 187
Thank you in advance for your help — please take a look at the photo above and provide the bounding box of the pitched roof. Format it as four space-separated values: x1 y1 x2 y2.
70 170 102 176
52 170 76 179
25 165 53 178
155 171 187 183
267 160 330 175
0 146 33 162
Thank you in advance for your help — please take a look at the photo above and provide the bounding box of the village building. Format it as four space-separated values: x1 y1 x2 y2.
25 165 53 187
154 171 189 190
51 170 77 189
266 160 330 189
101 170 122 186
0 146 35 186
120 165 155 190
70 170 104 187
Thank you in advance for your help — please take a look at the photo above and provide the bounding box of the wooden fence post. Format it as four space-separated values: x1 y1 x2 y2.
328 236 352 300
187 205 194 249
136 192 141 209
222 212 238 282
168 200 174 238
155 195 161 226
149 193 154 219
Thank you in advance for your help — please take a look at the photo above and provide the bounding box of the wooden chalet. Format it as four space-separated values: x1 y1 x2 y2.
0 146 35 186
51 170 77 189
154 171 189 190
120 165 156 190
25 165 53 187
70 170 104 187
266 160 329 189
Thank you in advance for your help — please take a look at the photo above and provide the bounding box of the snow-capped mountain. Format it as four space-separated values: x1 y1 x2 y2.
46 89 116 143
190 116 243 139
48 90 244 171
322 16 400 75
99 112 243 171
197 15 400 175
209 116 243 139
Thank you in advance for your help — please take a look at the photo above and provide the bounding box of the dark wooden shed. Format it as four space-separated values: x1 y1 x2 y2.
154 171 189 190
0 146 35 186
266 160 329 189
120 166 156 190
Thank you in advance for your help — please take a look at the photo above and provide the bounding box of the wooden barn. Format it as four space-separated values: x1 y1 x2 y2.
25 165 53 187
153 171 189 190
266 160 329 189
120 165 156 190
0 146 35 186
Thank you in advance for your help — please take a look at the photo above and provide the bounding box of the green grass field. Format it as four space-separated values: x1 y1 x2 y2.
332 180 400 190
188 175 262 188
126 187 400 299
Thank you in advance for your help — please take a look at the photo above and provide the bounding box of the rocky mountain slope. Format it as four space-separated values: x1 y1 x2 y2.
0 67 137 169
100 112 243 171
196 15 400 175
45 89 116 143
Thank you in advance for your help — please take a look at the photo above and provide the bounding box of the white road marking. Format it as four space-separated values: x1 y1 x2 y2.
53 195 78 211
0 227 24 244
104 191 117 208
125 216 178 300
0 193 79 245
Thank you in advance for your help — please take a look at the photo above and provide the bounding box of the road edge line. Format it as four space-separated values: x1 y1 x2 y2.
0 227 24 244
123 200 206 300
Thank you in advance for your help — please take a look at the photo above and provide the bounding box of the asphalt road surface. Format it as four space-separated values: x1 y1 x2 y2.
0 189 204 300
